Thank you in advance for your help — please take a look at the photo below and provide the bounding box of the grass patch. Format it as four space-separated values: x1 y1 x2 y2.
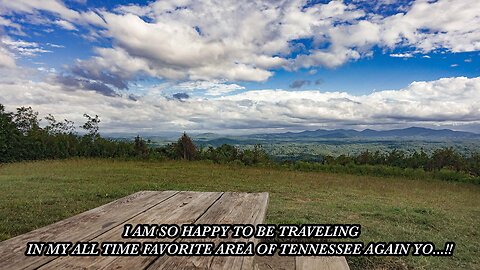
0 158 479 269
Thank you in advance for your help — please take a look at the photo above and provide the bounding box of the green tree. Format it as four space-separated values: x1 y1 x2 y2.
467 153 480 176
386 149 406 168
0 104 21 162
13 106 40 135
430 147 463 172
45 114 75 135
81 114 100 138
176 132 197 160
134 135 149 158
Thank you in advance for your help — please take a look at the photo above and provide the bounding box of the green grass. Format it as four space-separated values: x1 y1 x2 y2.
0 159 479 269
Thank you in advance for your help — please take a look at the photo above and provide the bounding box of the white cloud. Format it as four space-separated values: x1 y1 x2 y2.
66 0 480 84
1 37 51 57
62 0 379 82
0 0 478 135
0 16 21 30
381 0 480 53
54 19 77 31
2 0 480 84
0 75 479 133
46 43 65 48
0 0 105 27
390 53 413 58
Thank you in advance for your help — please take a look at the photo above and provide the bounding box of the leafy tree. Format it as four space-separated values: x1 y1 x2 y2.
386 149 406 168
467 153 480 177
355 150 385 165
45 114 75 135
429 147 463 171
249 144 269 164
81 114 100 138
134 135 149 158
214 144 239 163
176 132 197 160
406 149 429 169
0 105 21 162
13 107 40 135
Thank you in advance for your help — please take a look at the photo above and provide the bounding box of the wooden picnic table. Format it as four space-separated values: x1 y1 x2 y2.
0 191 349 270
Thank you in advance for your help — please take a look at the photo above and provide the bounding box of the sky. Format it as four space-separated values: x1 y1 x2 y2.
0 0 479 135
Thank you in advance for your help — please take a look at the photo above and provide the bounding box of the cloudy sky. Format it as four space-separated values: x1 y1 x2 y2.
0 0 479 134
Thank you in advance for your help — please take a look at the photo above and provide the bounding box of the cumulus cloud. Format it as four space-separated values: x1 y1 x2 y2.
0 75 479 133
1 0 479 137
0 0 105 26
86 0 480 84
2 0 480 85
102 0 480 82
381 0 480 53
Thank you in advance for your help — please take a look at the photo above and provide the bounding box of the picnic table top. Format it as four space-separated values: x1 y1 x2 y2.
0 191 269 270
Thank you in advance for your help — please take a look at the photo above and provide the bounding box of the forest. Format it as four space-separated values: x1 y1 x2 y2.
1 104 479 182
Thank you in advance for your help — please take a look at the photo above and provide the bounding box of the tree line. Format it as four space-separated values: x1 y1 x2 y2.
280 148 480 182
320 148 480 177
1 104 133 162
0 104 268 165
0 104 478 181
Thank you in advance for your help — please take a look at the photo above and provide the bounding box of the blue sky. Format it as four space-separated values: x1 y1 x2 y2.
0 0 479 134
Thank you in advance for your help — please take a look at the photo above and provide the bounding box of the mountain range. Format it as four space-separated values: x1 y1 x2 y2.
250 127 480 139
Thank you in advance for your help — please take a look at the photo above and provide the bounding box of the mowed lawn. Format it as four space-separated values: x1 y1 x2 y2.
0 159 478 269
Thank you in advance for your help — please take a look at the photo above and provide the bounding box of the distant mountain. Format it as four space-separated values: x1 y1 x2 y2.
191 127 480 148
360 127 479 138
111 127 479 147
255 127 480 139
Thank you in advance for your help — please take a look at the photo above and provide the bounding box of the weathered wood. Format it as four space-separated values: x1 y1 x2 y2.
1 191 275 270
295 256 350 270
147 192 269 270
0 191 178 270
39 191 224 269
240 193 269 270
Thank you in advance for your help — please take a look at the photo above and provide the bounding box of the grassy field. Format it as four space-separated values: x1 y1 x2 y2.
0 159 479 269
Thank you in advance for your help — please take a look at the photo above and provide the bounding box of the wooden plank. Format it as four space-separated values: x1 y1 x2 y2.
38 191 224 269
240 193 269 270
295 256 350 270
148 192 269 270
0 190 178 270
